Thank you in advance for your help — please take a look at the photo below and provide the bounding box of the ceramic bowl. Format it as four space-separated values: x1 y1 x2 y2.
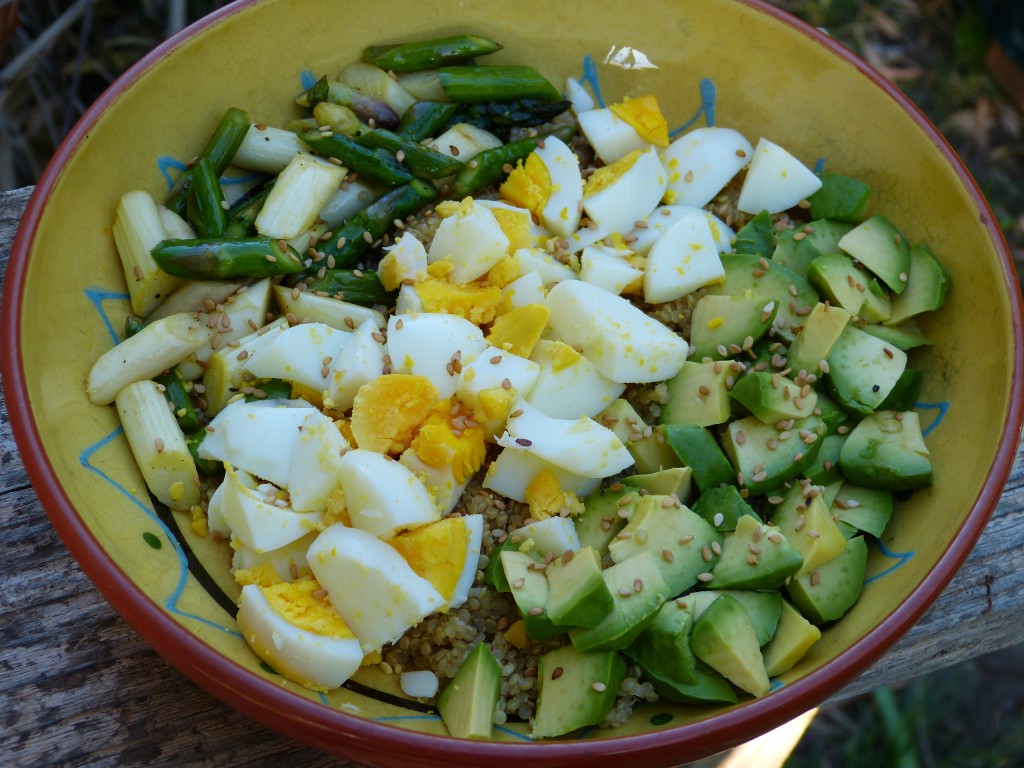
3 0 1022 765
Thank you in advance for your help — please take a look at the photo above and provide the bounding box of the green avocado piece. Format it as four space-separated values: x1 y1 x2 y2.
785 302 852 378
703 253 819 342
659 360 734 427
838 410 932 490
569 551 670 652
599 399 682 474
532 645 626 739
826 324 908 415
787 535 868 625
803 218 856 256
861 319 931 350
688 294 777 361
437 641 502 740
500 549 570 641
691 589 783 647
806 252 871 316
885 243 950 325
708 514 803 590
814 389 850 435
771 227 824 278
661 424 736 493
768 483 848 578
877 368 923 412
859 278 893 324
645 662 739 705
761 599 822 677
545 546 614 628
690 593 771 697
729 371 818 424
624 598 698 686
690 484 759 532
608 495 723 596
732 209 776 259
837 214 911 294
719 414 826 495
807 173 871 223
622 467 693 503
575 486 635 559
830 482 893 538
803 433 846 486
484 538 518 592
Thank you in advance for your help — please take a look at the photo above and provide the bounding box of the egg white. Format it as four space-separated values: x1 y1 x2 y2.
582 147 667 237
532 136 583 237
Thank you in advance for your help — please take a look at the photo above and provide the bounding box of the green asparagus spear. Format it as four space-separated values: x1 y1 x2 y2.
305 269 395 307
124 315 147 339
438 66 562 103
357 128 464 179
186 158 229 238
450 124 575 198
167 107 251 215
314 179 437 269
156 368 201 433
299 76 400 130
246 378 293 401
364 34 503 72
186 431 223 476
223 179 275 238
298 129 413 187
452 98 573 141
152 237 305 280
397 100 459 141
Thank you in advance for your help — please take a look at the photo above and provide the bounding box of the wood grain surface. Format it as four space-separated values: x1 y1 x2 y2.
2 185 1022 768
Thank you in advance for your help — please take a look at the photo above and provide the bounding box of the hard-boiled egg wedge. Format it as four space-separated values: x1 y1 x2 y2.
498 399 634 478
737 137 823 214
643 209 726 304
455 345 540 438
336 448 440 538
482 445 601 503
513 247 576 286
244 322 349 393
407 399 488 483
399 449 468 516
308 524 446 653
390 514 484 610
287 409 351 513
199 398 317 488
206 480 231 540
627 205 735 255
499 136 582 238
427 199 509 283
323 318 387 413
661 127 754 208
237 580 363 691
511 516 580 558
564 77 595 114
474 199 547 253
231 531 317 582
378 233 429 291
527 340 625 419
386 313 488 399
578 244 644 296
502 270 547 310
486 303 549 359
413 278 504 326
582 147 667 237
349 373 438 454
220 465 322 553
578 105 655 164
545 279 689 384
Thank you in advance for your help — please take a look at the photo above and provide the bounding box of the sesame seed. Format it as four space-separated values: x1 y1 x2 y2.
807 529 821 539
154 438 165 453
810 571 822 586
552 666 564 680
662 549 674 563
633 578 644 593
515 437 533 447
592 681 607 692
702 545 713 562
513 577 526 589
696 572 714 583
527 606 545 616
679 534 695 544
767 532 782 543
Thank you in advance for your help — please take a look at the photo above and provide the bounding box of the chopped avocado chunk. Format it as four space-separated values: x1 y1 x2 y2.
732 209 776 259
484 538 519 592
575 486 634 558
806 252 871 316
545 546 614 628
500 549 569 641
688 293 777 361
661 424 735 492
877 368 923 412
569 551 670 652
599 399 682 474
803 433 846 485
837 214 910 294
787 535 868 625
645 662 739 705
768 482 848 577
690 484 759 532
729 371 818 424
719 414 826 495
532 645 626 739
771 227 824 278
659 360 733 427
625 598 698 686
826 324 908 415
785 302 852 377
437 641 502 740
690 593 771 697
691 589 783 647
830 482 893 538
710 514 804 590
608 495 723 596
862 318 931 350
807 172 871 223
761 599 822 676
622 466 693 502
886 243 950 325
838 410 932 490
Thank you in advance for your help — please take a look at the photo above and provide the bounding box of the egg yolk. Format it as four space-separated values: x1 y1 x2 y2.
609 94 670 147
488 208 534 253
503 619 529 649
584 149 643 198
261 579 355 639
414 278 503 325
486 303 549 358
485 256 521 288
350 374 439 454
234 562 283 588
524 468 585 520
389 517 471 602
410 400 487 483
540 340 582 371
499 153 551 219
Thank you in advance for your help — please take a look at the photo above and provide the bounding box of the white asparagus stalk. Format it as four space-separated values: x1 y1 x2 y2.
113 191 183 318
202 318 289 417
337 61 418 116
272 284 385 332
255 154 347 239
115 380 200 512
87 313 216 405
231 123 308 174
146 279 248 322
